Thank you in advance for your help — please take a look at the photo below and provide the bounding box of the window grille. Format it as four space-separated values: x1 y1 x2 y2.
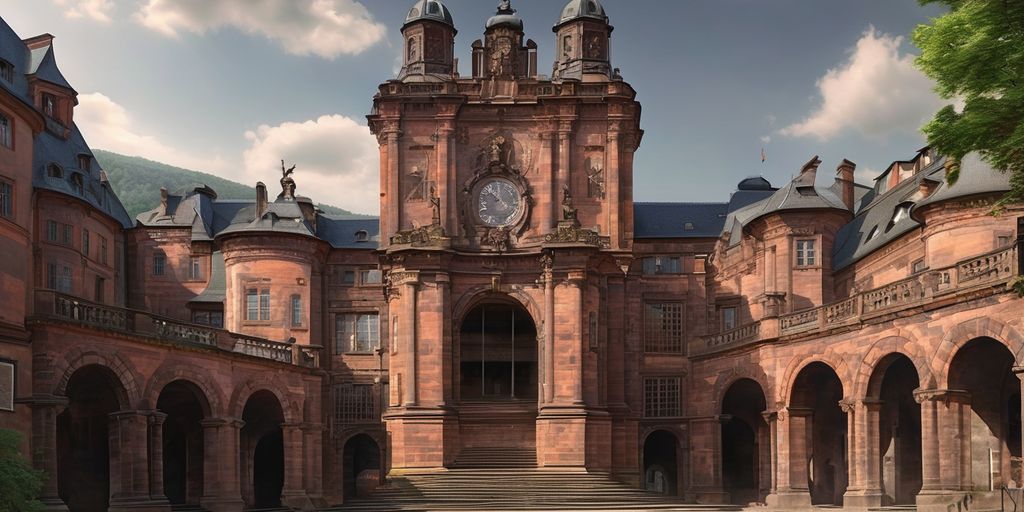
644 303 683 353
796 239 817 267
335 383 376 423
0 181 12 218
335 313 380 354
644 377 681 418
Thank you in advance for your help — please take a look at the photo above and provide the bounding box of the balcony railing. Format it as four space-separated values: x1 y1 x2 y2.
696 243 1021 357
34 290 322 369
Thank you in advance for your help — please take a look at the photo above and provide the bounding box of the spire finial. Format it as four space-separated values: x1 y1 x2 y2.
497 0 514 14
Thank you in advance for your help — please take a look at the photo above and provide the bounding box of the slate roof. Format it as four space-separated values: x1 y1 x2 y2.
1 18 131 227
404 0 455 31
634 202 729 239
190 251 226 304
136 188 381 250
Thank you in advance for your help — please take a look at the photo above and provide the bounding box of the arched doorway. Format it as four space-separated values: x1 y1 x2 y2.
948 337 1021 491
791 362 847 506
241 390 285 509
643 430 679 496
157 381 208 506
457 300 539 452
57 365 125 512
867 354 921 505
343 434 381 500
459 302 538 401
721 378 768 505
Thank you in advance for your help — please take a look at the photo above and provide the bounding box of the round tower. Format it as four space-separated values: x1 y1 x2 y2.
553 0 614 81
400 0 456 80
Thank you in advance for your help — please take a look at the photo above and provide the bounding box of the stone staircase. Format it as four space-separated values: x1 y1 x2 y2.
329 447 742 511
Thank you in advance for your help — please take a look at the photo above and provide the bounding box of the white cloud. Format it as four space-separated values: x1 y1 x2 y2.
76 92 228 172
135 0 387 59
242 115 379 214
54 0 115 22
780 26 944 141
760 135 772 144
858 167 883 183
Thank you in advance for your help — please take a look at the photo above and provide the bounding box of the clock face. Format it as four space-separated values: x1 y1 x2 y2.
477 178 521 227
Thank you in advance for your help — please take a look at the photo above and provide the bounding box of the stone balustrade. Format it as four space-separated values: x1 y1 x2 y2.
697 243 1020 357
34 290 320 369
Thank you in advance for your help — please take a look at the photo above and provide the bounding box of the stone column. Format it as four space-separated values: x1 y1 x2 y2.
435 123 454 233
915 390 942 492
555 124 572 228
109 410 166 511
402 277 419 407
762 411 779 496
280 423 312 510
568 270 585 405
914 389 971 511
543 255 555 404
758 419 773 500
199 418 245 512
1015 367 1024 488
767 407 813 509
147 412 167 501
606 127 621 247
537 133 555 232
30 395 69 511
844 398 884 508
386 128 401 241
302 424 325 506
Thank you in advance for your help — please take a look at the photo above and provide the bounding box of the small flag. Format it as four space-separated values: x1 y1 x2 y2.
761 147 767 163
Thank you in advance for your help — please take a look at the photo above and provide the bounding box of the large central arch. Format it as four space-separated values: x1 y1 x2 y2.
455 297 539 453
721 378 769 505
791 362 848 506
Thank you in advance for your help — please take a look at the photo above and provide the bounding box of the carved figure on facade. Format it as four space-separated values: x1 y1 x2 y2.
430 185 441 225
561 184 578 222
587 160 606 199
485 227 511 252
280 160 297 200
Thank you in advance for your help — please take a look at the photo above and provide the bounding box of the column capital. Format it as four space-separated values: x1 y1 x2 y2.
761 410 778 423
838 399 857 414
786 406 814 417
913 388 971 404
108 409 150 420
147 411 168 426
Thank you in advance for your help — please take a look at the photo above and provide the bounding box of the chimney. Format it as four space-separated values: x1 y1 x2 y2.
256 182 268 218
23 33 55 50
835 159 856 211
797 155 822 186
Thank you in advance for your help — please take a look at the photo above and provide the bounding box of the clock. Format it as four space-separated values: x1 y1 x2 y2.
476 178 522 227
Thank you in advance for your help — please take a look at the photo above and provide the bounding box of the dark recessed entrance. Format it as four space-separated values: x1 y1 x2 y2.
459 303 537 401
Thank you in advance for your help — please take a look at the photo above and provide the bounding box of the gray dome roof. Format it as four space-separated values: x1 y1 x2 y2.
486 1 523 31
404 0 455 31
557 0 609 27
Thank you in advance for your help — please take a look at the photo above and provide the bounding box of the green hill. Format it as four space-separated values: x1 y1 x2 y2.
93 150 370 219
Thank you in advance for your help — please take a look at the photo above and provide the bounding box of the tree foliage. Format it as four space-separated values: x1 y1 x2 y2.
913 0 1024 208
0 429 44 512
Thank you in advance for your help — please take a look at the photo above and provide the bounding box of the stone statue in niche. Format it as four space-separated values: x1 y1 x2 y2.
488 136 508 166
561 184 578 222
489 37 513 77
586 34 604 59
280 160 297 200
406 164 427 202
562 34 574 60
408 36 418 62
587 159 605 199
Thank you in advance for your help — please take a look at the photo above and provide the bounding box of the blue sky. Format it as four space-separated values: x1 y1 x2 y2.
0 0 948 214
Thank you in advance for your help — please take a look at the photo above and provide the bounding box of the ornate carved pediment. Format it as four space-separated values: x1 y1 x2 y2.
543 221 609 248
390 224 449 248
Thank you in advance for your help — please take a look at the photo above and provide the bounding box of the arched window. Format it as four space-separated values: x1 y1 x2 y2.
355 230 369 242
47 163 63 178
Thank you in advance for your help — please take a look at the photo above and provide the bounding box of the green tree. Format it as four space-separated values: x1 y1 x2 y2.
0 428 44 512
913 0 1024 209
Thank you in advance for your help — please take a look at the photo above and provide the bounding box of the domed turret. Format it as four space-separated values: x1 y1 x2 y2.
552 0 614 82
555 0 609 29
399 0 457 81
471 0 537 80
404 0 455 31
486 0 523 31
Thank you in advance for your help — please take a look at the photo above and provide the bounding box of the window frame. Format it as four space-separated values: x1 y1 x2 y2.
0 179 13 219
794 238 818 268
643 302 685 354
70 173 84 195
153 251 166 276
61 224 73 246
642 256 683 276
82 229 90 257
643 376 682 418
189 257 202 280
99 236 108 265
359 269 383 286
290 294 303 328
0 59 12 83
0 111 11 149
41 92 57 120
720 306 738 331
335 312 381 354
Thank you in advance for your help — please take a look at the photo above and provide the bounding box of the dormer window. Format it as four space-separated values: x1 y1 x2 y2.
47 163 63 178
683 222 695 232
0 60 12 83
866 225 880 242
78 155 91 173
70 173 84 195
355 230 369 242
42 93 57 119
886 203 913 232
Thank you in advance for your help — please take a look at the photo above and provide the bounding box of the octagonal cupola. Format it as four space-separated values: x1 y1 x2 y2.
472 1 538 80
399 0 456 81
553 0 614 81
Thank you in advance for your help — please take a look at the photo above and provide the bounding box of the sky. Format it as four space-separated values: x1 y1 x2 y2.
0 0 949 215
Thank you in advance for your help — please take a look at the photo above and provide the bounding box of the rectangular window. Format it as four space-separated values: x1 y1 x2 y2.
210 311 223 328
642 256 682 275
42 93 57 119
360 269 382 285
78 155 91 173
47 263 57 290
190 257 202 280
912 259 927 274
644 377 681 418
94 276 104 303
99 237 108 265
796 239 817 267
47 220 58 242
56 265 71 293
335 313 380 354
0 60 12 83
0 181 12 219
193 310 224 328
82 229 90 257
340 270 356 286
259 289 270 321
721 306 737 331
334 384 376 423
290 295 302 327
245 289 259 321
644 303 684 353
62 224 72 245
153 253 165 276
0 113 10 149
